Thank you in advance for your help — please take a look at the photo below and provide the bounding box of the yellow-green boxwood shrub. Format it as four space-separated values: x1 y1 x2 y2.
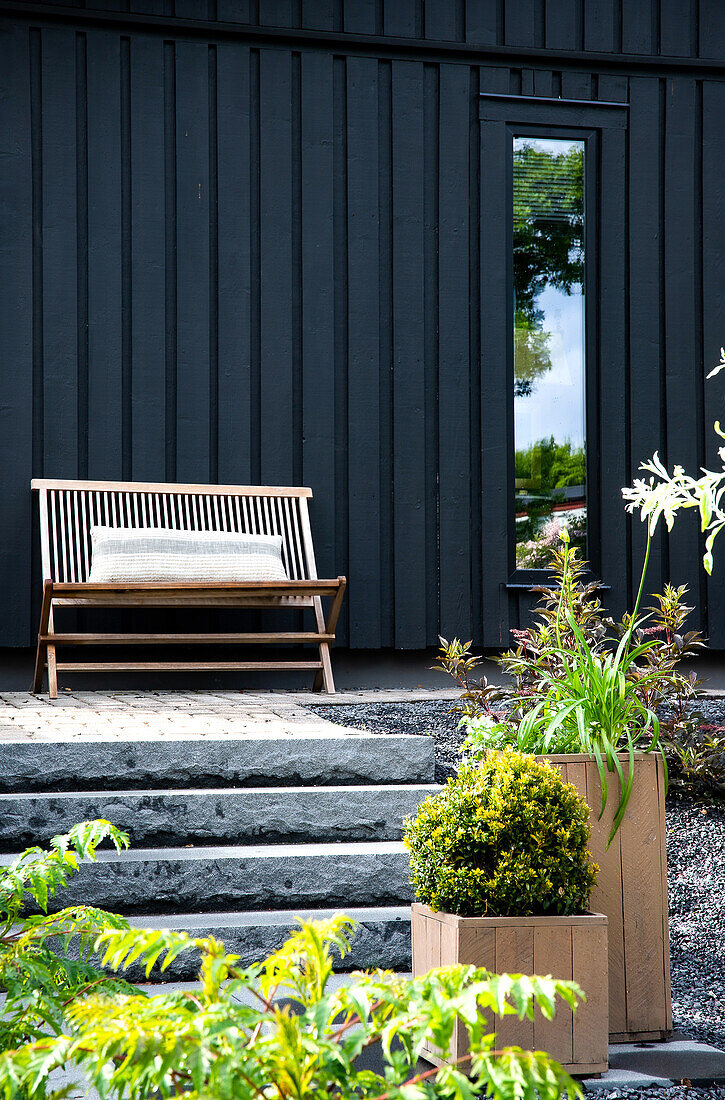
404 749 597 917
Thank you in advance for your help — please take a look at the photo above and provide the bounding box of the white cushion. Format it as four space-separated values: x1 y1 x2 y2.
88 527 288 583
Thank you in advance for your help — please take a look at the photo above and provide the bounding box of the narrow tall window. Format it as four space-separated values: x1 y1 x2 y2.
513 136 586 569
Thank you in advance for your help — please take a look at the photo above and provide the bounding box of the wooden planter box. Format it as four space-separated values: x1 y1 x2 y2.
412 904 609 1076
541 753 671 1042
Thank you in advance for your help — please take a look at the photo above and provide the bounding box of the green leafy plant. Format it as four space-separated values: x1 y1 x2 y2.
0 824 587 1100
0 828 585 1100
0 820 133 1097
663 723 725 798
437 529 708 839
404 750 597 918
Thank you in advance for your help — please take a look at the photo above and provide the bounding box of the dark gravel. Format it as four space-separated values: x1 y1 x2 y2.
308 699 725 1096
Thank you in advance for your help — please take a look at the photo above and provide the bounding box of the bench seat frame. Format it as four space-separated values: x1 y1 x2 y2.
31 480 346 698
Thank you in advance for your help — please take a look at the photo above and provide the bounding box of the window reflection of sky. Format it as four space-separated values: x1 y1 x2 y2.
514 284 585 450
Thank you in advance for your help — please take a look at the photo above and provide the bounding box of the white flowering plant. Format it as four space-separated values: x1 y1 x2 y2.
622 347 725 575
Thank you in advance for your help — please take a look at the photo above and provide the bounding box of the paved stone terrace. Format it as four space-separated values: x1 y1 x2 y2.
0 689 460 742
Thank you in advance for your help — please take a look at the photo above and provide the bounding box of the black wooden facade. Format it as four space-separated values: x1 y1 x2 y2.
1 0 724 654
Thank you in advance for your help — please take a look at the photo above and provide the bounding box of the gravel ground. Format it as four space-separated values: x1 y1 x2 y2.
309 699 725 1097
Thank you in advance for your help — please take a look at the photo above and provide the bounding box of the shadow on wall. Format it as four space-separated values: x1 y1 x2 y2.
0 647 511 693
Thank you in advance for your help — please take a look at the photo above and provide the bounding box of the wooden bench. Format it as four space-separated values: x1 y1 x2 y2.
31 479 346 699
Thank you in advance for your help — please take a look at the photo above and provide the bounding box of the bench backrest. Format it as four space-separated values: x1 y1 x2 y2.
31 480 319 585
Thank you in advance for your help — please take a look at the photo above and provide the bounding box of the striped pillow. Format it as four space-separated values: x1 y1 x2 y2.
88 527 288 583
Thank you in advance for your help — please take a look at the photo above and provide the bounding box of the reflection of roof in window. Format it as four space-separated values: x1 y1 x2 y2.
514 138 584 223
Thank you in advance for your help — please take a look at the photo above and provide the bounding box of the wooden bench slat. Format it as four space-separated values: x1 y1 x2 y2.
50 580 344 593
55 661 324 672
32 479 313 497
42 633 335 644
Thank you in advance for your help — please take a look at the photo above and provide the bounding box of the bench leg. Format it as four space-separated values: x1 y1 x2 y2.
312 579 346 694
312 596 334 693
31 581 53 694
47 622 59 700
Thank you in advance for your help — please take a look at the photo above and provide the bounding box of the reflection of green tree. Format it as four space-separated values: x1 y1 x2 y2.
515 437 585 493
515 437 587 564
514 143 584 396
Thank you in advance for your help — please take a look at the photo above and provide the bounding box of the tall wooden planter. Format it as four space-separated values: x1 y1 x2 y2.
541 752 671 1041
412 905 609 1076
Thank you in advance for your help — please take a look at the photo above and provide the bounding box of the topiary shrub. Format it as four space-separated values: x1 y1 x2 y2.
404 749 597 917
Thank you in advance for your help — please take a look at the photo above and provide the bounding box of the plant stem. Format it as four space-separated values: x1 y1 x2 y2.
629 527 652 643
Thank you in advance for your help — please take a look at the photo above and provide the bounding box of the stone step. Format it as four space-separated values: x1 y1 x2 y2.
3 841 412 915
0 734 435 794
120 906 413 980
0 784 440 850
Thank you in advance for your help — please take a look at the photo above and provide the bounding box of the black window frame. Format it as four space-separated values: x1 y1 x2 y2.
478 92 628 620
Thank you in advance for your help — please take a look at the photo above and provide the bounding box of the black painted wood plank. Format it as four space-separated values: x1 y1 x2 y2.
384 0 418 37
598 125 629 616
343 0 377 33
41 28 78 481
438 63 472 641
216 42 252 484
479 117 510 646
561 70 592 98
660 0 696 58
423 62 439 645
545 0 582 50
533 69 553 95
506 0 536 47
392 61 427 646
424 0 461 41
86 32 123 480
596 72 628 101
259 49 295 484
627 76 665 606
131 0 167 12
622 0 655 54
259 0 294 27
519 68 535 94
0 24 33 643
699 0 725 59
130 36 167 481
175 41 211 483
583 0 617 52
300 51 336 584
175 0 212 15
465 0 499 44
702 80 725 645
479 65 510 94
301 0 335 28
345 57 381 647
217 0 256 19
377 58 393 647
663 78 702 609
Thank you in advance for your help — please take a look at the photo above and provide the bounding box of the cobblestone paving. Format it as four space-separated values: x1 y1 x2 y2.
0 689 458 741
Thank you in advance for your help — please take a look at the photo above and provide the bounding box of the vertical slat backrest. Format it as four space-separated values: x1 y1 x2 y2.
37 483 316 582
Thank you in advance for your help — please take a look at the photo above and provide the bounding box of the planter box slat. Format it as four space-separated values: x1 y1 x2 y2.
573 924 609 1065
542 753 671 1041
495 927 534 1052
533 923 574 1066
413 905 608 1075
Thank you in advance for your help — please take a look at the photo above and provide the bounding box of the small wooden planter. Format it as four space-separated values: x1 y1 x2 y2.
412 904 609 1076
541 753 671 1042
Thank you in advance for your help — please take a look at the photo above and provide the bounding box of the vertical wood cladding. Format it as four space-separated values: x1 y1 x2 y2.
0 4 723 650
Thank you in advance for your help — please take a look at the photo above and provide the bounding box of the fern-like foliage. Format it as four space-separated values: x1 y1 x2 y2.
1 876 586 1100
0 821 134 1097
